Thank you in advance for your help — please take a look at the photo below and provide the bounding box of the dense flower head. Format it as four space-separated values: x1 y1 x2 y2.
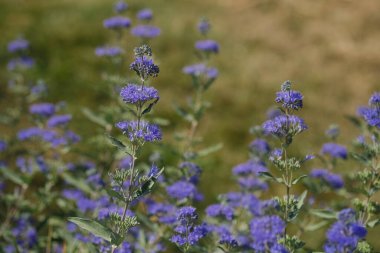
8 38 29 53
221 192 262 215
119 84 159 105
103 16 131 29
232 160 267 176
310 169 344 189
137 9 153 20
118 156 132 169
182 63 218 79
250 215 286 252
358 106 380 128
195 39 219 53
29 103 55 117
7 56 35 70
262 115 307 138
177 206 198 223
166 181 202 201
47 114 72 128
179 162 202 184
238 177 268 191
0 140 7 152
369 92 380 106
116 120 162 142
266 107 283 119
95 46 123 57
212 225 238 247
131 25 160 39
206 204 234 220
321 143 348 159
249 138 271 156
325 124 340 139
114 1 128 13
198 18 210 35
324 209 367 253
130 55 159 80
10 217 38 250
275 90 303 111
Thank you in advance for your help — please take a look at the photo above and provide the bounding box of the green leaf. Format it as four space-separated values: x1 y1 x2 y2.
297 190 308 210
292 175 307 185
82 107 108 127
106 135 129 153
197 143 223 157
304 221 329 231
310 209 337 219
131 167 164 200
142 98 159 115
0 166 29 186
106 188 125 203
61 172 93 194
258 171 283 183
345 115 362 128
367 219 380 228
68 217 120 244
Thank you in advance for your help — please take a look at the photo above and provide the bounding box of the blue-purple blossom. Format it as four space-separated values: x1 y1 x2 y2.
206 204 234 220
321 143 348 159
145 200 176 224
137 9 153 21
29 103 55 117
182 63 218 79
195 40 219 53
120 84 159 104
171 207 209 246
212 225 238 247
114 1 128 13
103 16 131 29
275 90 303 111
250 215 286 252
324 208 367 253
7 57 35 70
179 162 202 184
166 181 202 201
47 114 72 128
116 120 162 142
369 92 380 106
249 138 271 156
131 25 160 39
0 140 7 152
266 107 283 119
198 19 210 35
95 46 123 57
130 56 159 79
118 156 132 169
8 39 29 53
262 115 307 138
31 82 47 95
11 217 38 250
310 169 344 189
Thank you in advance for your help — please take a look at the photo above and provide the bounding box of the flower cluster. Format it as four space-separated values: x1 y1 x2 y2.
358 92 380 128
7 38 35 71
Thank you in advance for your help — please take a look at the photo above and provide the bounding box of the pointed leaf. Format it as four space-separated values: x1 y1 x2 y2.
292 175 308 185
106 135 129 153
304 221 329 231
310 209 337 219
197 143 223 157
61 172 93 194
82 108 108 127
0 167 29 186
142 98 159 115
367 219 380 228
131 167 164 200
259 171 283 183
68 217 119 243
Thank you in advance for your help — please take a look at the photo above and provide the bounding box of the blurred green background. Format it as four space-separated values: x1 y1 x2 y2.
1 0 380 249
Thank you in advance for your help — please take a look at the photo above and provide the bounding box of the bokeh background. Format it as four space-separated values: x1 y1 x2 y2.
1 0 380 249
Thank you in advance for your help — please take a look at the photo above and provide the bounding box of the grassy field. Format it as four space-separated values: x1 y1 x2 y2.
1 0 380 249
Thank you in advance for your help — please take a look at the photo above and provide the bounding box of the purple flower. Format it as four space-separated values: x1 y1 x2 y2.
120 84 159 105
130 56 159 79
369 92 380 106
29 103 55 117
17 127 43 141
232 160 267 176
266 107 283 119
321 143 348 159
103 16 131 29
250 138 271 155
179 162 202 184
116 120 162 142
310 169 344 189
250 216 285 252
275 90 303 111
95 46 123 57
118 156 132 169
358 106 380 128
324 209 367 253
198 19 210 35
114 1 128 13
0 140 7 152
166 181 200 201
262 115 307 138
137 9 153 21
206 204 234 220
131 25 160 39
182 63 218 79
47 114 72 128
31 82 47 95
8 39 29 53
195 39 219 53
7 56 35 70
